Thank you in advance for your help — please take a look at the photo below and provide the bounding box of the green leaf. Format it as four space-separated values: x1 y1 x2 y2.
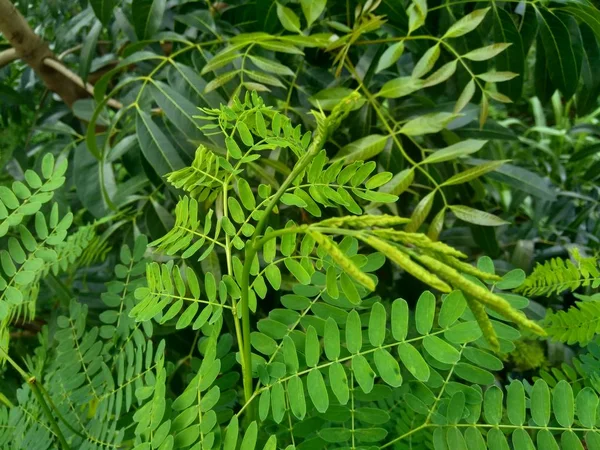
309 87 364 110
136 110 185 176
277 3 301 33
248 55 295 77
90 0 115 25
553 380 574 428
507 380 525 425
463 43 512 61
132 0 166 40
450 205 509 226
391 298 408 341
307 368 329 413
443 160 506 186
444 8 489 38
415 291 435 335
400 112 457 136
240 421 258 450
284 259 311 284
405 191 435 232
531 379 551 426
334 135 389 164
444 321 482 343
492 8 525 100
368 302 386 347
454 362 494 385
423 139 487 164
484 386 503 425
422 60 458 88
374 348 402 387
346 309 362 354
576 388 598 428
380 168 414 197
438 290 466 329
288 375 306 419
398 343 430 381
80 20 102 82
352 354 375 393
324 317 340 360
413 45 440 79
455 79 476 113
377 77 423 99
329 362 349 404
423 335 460 364
300 0 326 26
537 9 579 98
305 326 320 367
376 42 404 73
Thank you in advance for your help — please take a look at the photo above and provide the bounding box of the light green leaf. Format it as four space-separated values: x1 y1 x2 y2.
464 43 512 61
377 77 423 99
398 343 430 381
346 309 362 354
307 368 329 413
376 42 405 73
400 112 457 136
391 298 408 341
423 335 460 364
277 3 302 33
352 354 375 393
368 302 386 347
413 45 441 79
374 348 402 387
443 160 506 186
422 60 458 88
444 8 490 38
334 135 389 164
300 0 326 26
422 139 487 164
415 291 435 335
450 205 509 226
553 380 574 428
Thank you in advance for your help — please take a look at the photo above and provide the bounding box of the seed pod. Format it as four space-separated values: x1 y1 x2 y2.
317 214 411 229
417 254 546 336
362 235 451 293
442 255 502 282
373 230 466 259
308 230 375 291
464 294 500 353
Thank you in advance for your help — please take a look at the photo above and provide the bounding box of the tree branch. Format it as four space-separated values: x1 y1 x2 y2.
43 58 123 109
0 47 17 68
0 0 87 107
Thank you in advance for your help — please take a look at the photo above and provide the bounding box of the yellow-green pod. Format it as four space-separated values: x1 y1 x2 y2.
465 294 500 353
442 255 502 282
362 236 451 293
417 254 546 336
309 230 375 291
374 230 466 259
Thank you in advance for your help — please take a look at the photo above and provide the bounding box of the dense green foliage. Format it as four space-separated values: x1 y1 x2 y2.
3 0 600 449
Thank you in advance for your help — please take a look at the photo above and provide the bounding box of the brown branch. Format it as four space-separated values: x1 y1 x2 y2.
43 58 124 109
0 47 17 68
0 0 88 107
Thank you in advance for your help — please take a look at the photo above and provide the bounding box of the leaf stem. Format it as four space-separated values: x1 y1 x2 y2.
0 347 71 449
239 120 328 415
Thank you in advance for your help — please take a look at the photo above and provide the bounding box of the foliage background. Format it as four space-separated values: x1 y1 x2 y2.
2 0 600 449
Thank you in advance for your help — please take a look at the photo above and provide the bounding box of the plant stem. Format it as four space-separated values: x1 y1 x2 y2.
29 379 71 449
0 347 71 449
239 124 328 414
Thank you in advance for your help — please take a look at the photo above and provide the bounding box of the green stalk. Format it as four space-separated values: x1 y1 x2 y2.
239 127 329 411
0 347 71 449
239 93 361 416
29 378 71 450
